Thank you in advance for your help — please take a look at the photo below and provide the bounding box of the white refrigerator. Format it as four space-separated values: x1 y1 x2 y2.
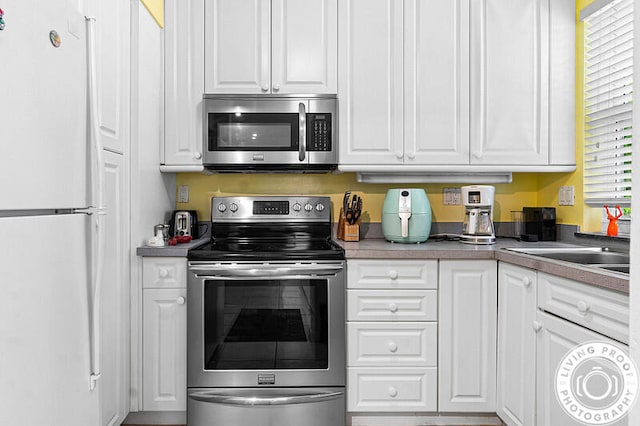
0 0 105 424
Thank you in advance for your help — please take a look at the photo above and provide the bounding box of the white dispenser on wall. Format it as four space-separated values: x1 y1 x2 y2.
461 185 496 245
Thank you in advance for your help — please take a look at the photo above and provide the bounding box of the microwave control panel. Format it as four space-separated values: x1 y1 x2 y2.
307 114 332 151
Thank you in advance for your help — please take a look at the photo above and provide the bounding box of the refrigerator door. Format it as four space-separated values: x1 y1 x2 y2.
0 214 98 425
0 0 89 210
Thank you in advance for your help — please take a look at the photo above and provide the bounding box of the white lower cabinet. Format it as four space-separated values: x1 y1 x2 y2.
438 260 497 412
141 257 187 411
497 264 630 426
348 368 438 412
535 311 628 426
346 260 438 412
496 263 537 426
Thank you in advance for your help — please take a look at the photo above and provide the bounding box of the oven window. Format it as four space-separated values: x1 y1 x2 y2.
203 279 328 370
209 113 299 151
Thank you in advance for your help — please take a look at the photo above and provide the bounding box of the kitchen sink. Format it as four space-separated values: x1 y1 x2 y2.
504 247 630 274
595 264 630 274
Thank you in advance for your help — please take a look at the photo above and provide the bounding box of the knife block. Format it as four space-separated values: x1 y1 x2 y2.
338 208 360 242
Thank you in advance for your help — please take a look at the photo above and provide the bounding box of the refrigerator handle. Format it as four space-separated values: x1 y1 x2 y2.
85 15 106 392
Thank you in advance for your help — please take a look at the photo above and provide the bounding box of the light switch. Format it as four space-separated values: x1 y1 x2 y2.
177 185 189 203
443 187 461 205
558 186 575 206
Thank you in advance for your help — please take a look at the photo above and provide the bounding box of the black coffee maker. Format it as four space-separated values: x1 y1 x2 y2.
522 207 556 241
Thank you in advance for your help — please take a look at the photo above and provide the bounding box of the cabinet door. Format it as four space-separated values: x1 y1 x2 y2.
439 260 497 412
497 263 536 426
164 0 205 165
92 0 130 154
469 0 549 165
348 367 438 412
100 151 129 426
535 311 629 426
404 0 470 165
338 0 404 165
100 150 130 425
272 0 337 94
143 288 187 411
204 0 270 93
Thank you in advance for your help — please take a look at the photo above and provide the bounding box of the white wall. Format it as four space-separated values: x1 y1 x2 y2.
128 0 176 411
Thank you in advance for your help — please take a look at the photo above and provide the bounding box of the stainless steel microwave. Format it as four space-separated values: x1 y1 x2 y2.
202 95 337 172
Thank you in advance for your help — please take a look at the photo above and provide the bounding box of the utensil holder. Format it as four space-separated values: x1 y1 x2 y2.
338 208 360 241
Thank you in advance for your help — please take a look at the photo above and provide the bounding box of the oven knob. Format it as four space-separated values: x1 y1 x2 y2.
315 203 325 212
229 203 238 213
304 203 313 212
292 203 302 212
217 203 227 213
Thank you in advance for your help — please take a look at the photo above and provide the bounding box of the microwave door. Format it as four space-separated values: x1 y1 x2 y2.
205 99 309 167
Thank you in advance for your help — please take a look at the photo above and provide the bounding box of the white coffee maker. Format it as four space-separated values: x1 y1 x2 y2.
460 185 496 245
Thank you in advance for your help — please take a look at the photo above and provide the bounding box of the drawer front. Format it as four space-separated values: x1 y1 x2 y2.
537 272 629 344
347 260 438 289
142 257 187 289
348 322 437 367
347 290 437 321
347 367 437 412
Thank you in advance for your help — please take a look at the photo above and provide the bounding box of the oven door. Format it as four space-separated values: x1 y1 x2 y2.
187 261 345 388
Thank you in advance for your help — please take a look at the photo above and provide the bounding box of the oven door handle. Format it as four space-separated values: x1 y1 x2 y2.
189 263 343 278
188 389 344 406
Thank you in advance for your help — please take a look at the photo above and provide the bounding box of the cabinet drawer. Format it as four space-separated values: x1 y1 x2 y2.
347 290 437 321
142 257 187 289
537 272 629 344
347 260 438 289
347 367 437 412
348 322 437 367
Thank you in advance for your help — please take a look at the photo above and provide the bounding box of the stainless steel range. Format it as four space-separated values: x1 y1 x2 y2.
187 196 346 426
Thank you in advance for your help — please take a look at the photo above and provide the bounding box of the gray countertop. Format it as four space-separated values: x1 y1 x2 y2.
136 235 629 294
336 237 629 294
136 236 209 257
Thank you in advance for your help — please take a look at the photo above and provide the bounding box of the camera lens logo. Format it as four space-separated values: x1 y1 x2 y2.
555 341 638 425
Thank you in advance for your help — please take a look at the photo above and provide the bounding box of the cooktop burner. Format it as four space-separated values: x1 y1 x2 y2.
188 196 345 261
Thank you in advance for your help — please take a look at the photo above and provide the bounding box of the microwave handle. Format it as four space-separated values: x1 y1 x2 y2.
299 102 306 162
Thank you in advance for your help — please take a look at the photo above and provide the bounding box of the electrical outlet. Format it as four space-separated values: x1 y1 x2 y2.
558 186 575 206
443 187 461 205
177 185 189 203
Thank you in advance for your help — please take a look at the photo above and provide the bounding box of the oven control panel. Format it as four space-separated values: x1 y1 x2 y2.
212 196 332 222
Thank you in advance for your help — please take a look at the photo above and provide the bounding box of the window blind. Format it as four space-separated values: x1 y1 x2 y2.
583 0 633 206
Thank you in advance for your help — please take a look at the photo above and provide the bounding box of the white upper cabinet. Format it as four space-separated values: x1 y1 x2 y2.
339 0 469 166
469 0 574 166
164 0 205 169
339 0 575 173
205 0 337 94
404 0 470 165
338 0 404 165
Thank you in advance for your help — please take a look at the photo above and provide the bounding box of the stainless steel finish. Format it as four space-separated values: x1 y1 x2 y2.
298 102 306 162
187 260 346 388
188 387 345 426
211 196 331 222
202 96 337 168
189 388 343 406
504 247 630 275
189 261 345 278
504 247 629 264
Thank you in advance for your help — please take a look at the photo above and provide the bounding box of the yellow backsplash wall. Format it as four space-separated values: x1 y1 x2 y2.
176 172 542 224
